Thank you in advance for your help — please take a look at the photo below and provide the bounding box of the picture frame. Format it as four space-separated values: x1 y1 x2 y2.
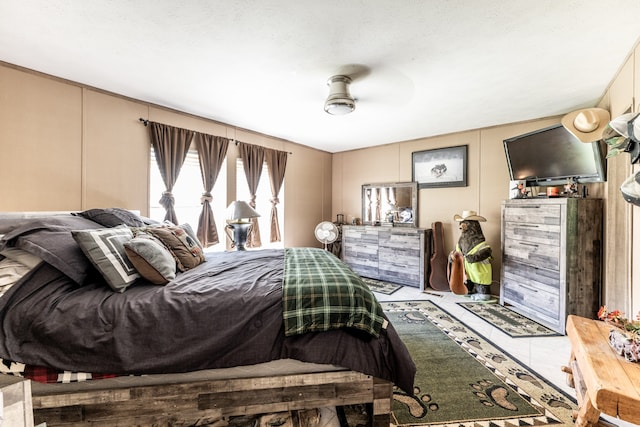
412 145 468 188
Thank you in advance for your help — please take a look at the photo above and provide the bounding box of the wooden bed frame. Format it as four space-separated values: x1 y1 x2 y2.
1 368 393 426
0 212 395 426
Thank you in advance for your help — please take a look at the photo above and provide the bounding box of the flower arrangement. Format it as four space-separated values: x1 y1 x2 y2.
598 306 640 362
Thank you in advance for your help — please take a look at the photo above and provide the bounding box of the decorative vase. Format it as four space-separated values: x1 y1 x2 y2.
609 328 640 362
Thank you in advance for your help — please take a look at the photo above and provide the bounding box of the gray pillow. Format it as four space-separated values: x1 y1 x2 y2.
74 208 146 227
72 226 139 292
124 233 176 285
0 216 102 285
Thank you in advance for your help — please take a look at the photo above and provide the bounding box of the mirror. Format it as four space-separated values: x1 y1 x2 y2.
362 182 418 227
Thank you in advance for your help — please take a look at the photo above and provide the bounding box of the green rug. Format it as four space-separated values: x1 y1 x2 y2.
382 301 575 426
457 302 560 337
361 277 402 295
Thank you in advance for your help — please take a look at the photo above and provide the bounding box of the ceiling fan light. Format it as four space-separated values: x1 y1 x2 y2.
324 75 355 115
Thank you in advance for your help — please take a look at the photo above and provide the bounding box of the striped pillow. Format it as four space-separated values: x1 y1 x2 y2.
72 226 138 292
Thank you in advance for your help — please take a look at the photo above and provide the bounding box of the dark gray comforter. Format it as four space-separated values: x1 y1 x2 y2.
0 216 415 393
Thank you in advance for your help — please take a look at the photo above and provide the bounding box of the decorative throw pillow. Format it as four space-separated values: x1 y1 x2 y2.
72 226 139 292
74 208 146 228
145 223 205 272
124 233 176 285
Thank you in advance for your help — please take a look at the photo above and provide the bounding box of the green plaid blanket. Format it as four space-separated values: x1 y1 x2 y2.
283 247 386 337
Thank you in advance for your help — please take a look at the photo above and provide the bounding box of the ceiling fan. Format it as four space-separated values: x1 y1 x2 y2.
322 64 413 115
323 64 370 116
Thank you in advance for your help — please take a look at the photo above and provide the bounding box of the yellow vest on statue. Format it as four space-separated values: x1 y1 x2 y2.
456 241 492 285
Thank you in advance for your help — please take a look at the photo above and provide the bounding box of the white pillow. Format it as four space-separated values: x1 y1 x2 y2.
0 247 42 269
0 258 30 297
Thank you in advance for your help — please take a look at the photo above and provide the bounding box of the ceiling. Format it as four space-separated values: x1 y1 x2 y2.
1 1 640 153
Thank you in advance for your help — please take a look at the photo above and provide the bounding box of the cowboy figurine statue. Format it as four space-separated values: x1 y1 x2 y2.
450 210 493 301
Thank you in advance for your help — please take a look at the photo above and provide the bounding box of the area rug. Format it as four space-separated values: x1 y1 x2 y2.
382 301 575 426
361 277 402 295
457 302 560 338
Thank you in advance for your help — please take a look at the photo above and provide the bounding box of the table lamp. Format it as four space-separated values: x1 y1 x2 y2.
225 201 260 250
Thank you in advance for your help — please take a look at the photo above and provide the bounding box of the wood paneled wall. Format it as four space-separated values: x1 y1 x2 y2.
0 62 332 249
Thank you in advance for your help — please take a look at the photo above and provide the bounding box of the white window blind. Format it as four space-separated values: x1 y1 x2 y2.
150 148 227 251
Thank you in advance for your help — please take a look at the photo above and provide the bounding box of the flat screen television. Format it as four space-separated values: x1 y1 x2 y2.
503 124 607 187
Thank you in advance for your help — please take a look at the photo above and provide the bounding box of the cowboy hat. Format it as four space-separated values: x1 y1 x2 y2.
561 108 610 142
453 210 486 222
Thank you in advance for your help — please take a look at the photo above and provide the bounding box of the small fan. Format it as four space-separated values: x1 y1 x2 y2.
314 221 339 250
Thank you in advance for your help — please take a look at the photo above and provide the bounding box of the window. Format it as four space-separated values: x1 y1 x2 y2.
150 148 227 251
236 158 284 249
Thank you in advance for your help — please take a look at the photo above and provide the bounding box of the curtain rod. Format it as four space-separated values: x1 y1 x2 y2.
235 140 292 155
139 118 292 154
139 118 235 142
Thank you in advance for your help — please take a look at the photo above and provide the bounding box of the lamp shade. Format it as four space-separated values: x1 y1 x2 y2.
226 201 260 222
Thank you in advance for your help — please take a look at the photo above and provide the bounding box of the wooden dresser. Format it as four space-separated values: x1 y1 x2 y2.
500 198 603 334
341 225 430 290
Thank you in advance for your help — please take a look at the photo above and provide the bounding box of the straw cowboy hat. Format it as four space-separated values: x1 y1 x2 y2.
453 210 486 222
561 108 610 142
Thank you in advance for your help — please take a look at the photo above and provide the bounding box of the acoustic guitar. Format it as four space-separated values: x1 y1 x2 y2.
429 221 449 291
448 251 467 295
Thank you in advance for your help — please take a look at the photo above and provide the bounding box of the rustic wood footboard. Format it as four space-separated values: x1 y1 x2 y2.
26 370 393 426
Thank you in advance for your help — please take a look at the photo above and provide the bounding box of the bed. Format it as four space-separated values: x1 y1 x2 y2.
0 210 415 426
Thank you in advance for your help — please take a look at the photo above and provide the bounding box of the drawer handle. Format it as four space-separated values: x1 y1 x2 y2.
519 284 539 293
518 224 540 228
520 242 538 248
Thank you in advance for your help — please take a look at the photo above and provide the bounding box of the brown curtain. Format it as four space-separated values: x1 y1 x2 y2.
149 122 194 224
265 149 288 242
237 142 265 248
194 133 229 247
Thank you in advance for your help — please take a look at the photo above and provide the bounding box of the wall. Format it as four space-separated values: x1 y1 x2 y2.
333 41 640 308
0 62 332 249
599 43 639 316
331 117 605 295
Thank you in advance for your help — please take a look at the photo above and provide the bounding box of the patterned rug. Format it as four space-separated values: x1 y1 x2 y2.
382 301 575 426
457 302 561 337
361 277 403 295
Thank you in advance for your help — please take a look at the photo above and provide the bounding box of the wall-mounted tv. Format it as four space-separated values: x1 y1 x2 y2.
503 124 607 187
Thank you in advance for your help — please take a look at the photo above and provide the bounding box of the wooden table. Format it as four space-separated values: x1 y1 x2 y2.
564 315 640 427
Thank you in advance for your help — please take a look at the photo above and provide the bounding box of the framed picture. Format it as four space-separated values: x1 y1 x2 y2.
412 145 468 188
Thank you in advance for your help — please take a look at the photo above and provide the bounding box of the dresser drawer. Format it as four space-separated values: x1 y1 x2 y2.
503 221 561 247
342 227 379 243
503 204 562 225
502 258 560 295
501 277 560 324
378 247 422 286
503 237 561 270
